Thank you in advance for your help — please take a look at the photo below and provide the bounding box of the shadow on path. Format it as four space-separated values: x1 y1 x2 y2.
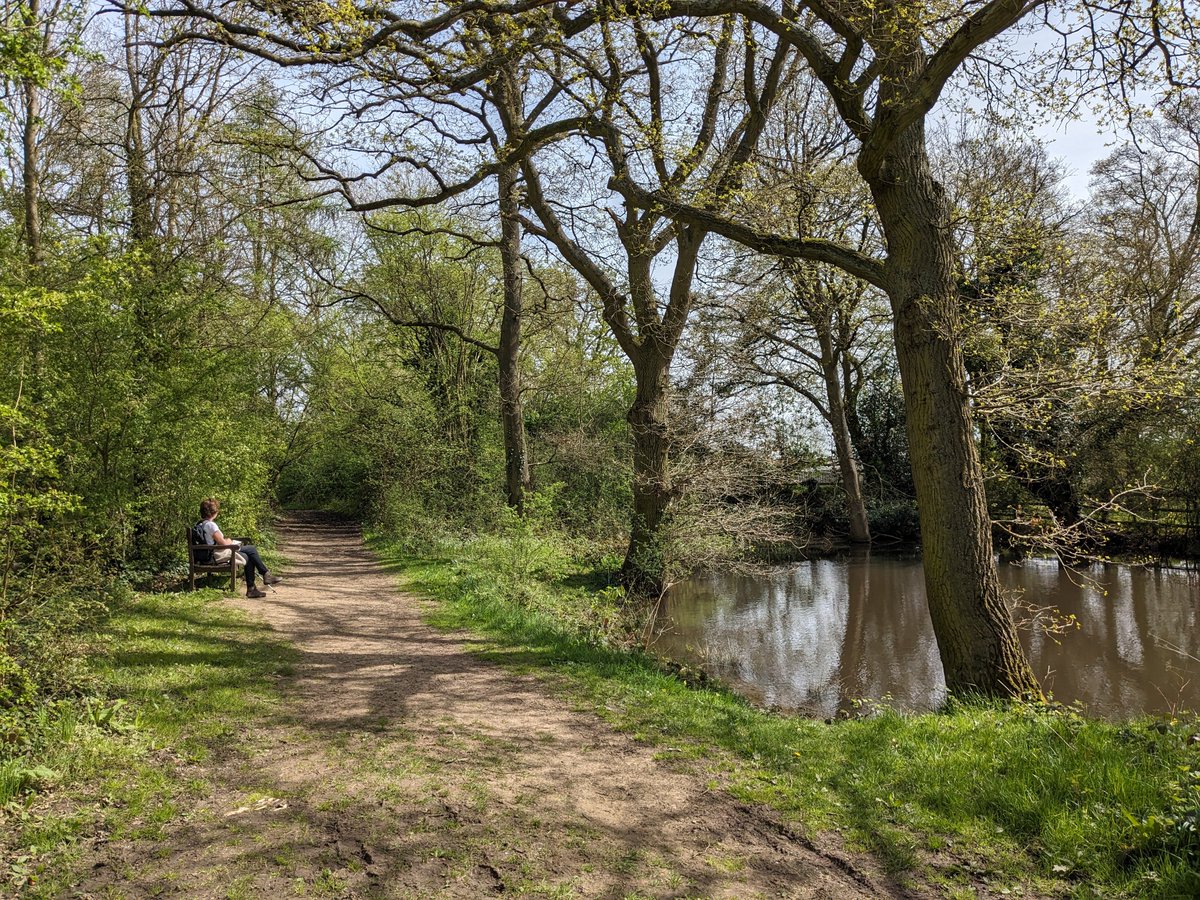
83 512 911 899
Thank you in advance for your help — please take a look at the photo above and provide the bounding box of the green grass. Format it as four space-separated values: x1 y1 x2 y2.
5 526 1198 897
373 531 1200 898
0 587 295 894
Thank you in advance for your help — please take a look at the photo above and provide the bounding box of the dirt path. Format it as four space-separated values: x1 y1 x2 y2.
82 514 906 899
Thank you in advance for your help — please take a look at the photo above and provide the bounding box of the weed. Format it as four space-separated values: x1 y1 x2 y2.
312 866 347 895
703 852 746 874
613 847 643 874
225 874 257 899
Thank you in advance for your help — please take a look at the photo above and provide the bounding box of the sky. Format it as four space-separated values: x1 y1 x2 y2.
1037 118 1113 200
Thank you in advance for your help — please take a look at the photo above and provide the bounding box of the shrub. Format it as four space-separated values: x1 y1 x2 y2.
869 499 921 542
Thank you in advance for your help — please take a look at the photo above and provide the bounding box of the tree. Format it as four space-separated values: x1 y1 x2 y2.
152 2 793 592
353 213 503 446
697 91 886 543
502 13 795 593
716 259 881 543
1090 101 1200 364
607 0 1045 697
939 123 1196 559
137 3 550 515
1 0 84 264
0 19 324 561
938 126 1096 534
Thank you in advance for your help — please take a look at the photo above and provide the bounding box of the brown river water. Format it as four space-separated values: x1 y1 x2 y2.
653 555 1200 719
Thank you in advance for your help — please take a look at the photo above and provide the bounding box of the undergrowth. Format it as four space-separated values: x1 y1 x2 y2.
372 526 1200 898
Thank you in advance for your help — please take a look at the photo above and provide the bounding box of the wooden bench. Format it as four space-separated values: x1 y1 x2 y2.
186 528 249 591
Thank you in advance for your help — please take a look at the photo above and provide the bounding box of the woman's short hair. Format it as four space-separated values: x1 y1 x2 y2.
200 498 220 519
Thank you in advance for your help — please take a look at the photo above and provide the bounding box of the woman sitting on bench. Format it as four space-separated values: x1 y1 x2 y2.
195 498 282 598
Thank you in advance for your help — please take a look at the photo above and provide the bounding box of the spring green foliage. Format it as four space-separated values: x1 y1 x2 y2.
0 67 319 731
0 3 1199 891
0 83 313 728
941 126 1200 555
0 0 84 109
0 281 76 593
0 236 290 723
37 251 282 556
278 219 636 543
376 525 1200 897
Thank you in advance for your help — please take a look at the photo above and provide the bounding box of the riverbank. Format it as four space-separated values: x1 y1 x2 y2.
3 518 1198 897
375 525 1200 897
1 517 890 897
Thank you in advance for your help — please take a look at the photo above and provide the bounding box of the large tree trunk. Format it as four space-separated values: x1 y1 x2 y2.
621 346 672 595
497 160 532 511
818 328 871 543
865 125 1040 699
617 227 703 598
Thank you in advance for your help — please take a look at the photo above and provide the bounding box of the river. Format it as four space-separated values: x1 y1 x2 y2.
654 555 1200 719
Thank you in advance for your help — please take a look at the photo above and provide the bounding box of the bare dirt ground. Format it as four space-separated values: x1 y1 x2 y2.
77 514 911 899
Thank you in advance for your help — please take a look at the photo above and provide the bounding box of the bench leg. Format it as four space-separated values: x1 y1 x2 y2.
189 568 195 591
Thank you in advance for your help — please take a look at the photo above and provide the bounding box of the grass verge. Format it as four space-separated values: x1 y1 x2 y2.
372 529 1200 899
0 587 294 895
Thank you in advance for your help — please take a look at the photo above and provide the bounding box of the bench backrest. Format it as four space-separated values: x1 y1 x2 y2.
187 525 214 564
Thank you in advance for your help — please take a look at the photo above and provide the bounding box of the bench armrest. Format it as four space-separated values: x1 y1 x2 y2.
189 543 242 556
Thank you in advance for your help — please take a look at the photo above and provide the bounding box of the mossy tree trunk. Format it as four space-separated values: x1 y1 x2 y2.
864 123 1040 698
19 0 43 266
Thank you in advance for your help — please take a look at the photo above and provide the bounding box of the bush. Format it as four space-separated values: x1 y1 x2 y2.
461 489 572 600
0 648 35 710
0 574 129 720
869 499 921 542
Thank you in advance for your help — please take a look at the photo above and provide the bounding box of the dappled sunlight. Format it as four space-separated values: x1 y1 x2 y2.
87 514 893 898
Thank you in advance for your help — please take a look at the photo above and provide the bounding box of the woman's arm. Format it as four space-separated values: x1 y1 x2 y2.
211 527 241 547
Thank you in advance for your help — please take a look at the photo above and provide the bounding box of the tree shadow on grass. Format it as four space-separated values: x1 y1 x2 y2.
555 568 621 592
100 594 299 719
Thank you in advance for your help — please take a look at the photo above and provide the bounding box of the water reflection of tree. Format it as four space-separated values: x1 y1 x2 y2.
711 560 946 716
837 554 870 706
668 561 1200 718
838 557 944 712
739 565 850 714
1016 562 1199 716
